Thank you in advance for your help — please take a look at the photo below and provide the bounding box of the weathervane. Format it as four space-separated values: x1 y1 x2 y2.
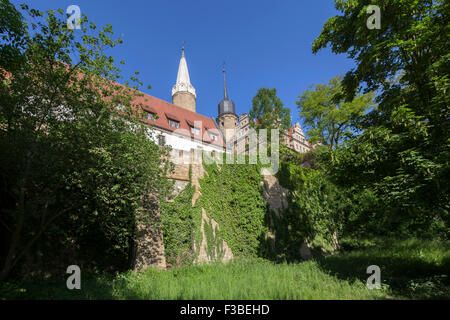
181 41 186 56
222 61 228 99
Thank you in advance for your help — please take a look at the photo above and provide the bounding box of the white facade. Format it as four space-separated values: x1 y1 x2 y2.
147 126 222 151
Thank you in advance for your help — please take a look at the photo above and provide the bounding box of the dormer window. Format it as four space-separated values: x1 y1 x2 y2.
190 126 200 135
168 119 180 128
209 132 218 141
186 120 200 135
146 112 156 121
165 112 180 129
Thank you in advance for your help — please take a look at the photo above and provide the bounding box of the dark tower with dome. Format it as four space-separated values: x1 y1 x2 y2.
216 63 238 143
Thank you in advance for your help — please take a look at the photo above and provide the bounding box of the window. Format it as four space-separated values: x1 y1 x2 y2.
146 112 156 121
190 126 200 135
116 104 126 112
169 119 179 128
209 133 218 141
158 135 166 146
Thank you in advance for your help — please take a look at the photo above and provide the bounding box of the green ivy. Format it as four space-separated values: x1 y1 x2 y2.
276 162 342 259
160 179 201 267
197 159 270 259
162 157 347 266
204 219 225 262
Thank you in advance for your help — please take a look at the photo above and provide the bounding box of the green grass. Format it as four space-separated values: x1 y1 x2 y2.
1 238 448 300
322 237 450 299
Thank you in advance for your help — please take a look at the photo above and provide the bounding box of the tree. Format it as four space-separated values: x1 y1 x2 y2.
0 0 26 72
249 88 291 134
0 4 170 281
312 0 449 238
296 75 375 149
312 0 449 143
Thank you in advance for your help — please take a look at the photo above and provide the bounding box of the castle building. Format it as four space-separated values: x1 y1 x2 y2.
229 113 312 155
131 47 311 163
118 48 313 269
133 47 226 159
284 122 313 153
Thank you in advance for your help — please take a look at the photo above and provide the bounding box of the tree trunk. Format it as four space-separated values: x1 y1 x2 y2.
0 187 26 282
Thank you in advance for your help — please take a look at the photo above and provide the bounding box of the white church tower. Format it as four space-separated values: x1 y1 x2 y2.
172 45 197 112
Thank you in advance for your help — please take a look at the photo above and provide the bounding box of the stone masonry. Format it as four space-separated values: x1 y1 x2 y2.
172 91 196 113
132 193 167 271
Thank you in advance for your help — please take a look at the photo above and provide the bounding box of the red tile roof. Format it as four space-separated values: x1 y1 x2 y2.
288 126 294 135
287 126 294 141
82 72 226 148
132 92 225 148
4 63 225 148
286 125 313 148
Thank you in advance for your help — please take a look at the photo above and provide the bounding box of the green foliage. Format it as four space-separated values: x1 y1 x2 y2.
275 162 342 258
249 88 291 135
0 3 169 280
203 219 225 262
0 0 27 73
4 238 448 300
279 143 305 166
160 182 201 267
197 160 269 259
296 75 375 148
311 0 449 239
110 259 387 300
318 238 450 299
320 131 449 238
313 0 449 117
0 260 386 300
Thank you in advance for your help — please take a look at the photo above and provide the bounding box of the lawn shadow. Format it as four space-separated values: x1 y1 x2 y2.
314 251 450 299
1 274 116 300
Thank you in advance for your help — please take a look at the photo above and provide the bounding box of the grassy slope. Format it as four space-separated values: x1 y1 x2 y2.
1 238 448 300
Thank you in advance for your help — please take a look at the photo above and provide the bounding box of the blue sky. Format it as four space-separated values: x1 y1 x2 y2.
22 0 353 128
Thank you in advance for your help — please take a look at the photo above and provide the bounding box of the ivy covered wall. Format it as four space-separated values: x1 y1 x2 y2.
160 181 202 267
197 161 270 259
160 158 345 267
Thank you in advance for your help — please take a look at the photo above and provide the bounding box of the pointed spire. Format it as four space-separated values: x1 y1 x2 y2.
172 42 196 98
222 61 228 99
176 44 190 85
218 61 236 116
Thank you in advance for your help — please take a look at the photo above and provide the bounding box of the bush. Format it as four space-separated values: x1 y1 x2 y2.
275 162 342 259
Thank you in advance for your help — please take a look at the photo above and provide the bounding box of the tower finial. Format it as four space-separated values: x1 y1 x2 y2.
182 41 186 57
222 61 228 99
